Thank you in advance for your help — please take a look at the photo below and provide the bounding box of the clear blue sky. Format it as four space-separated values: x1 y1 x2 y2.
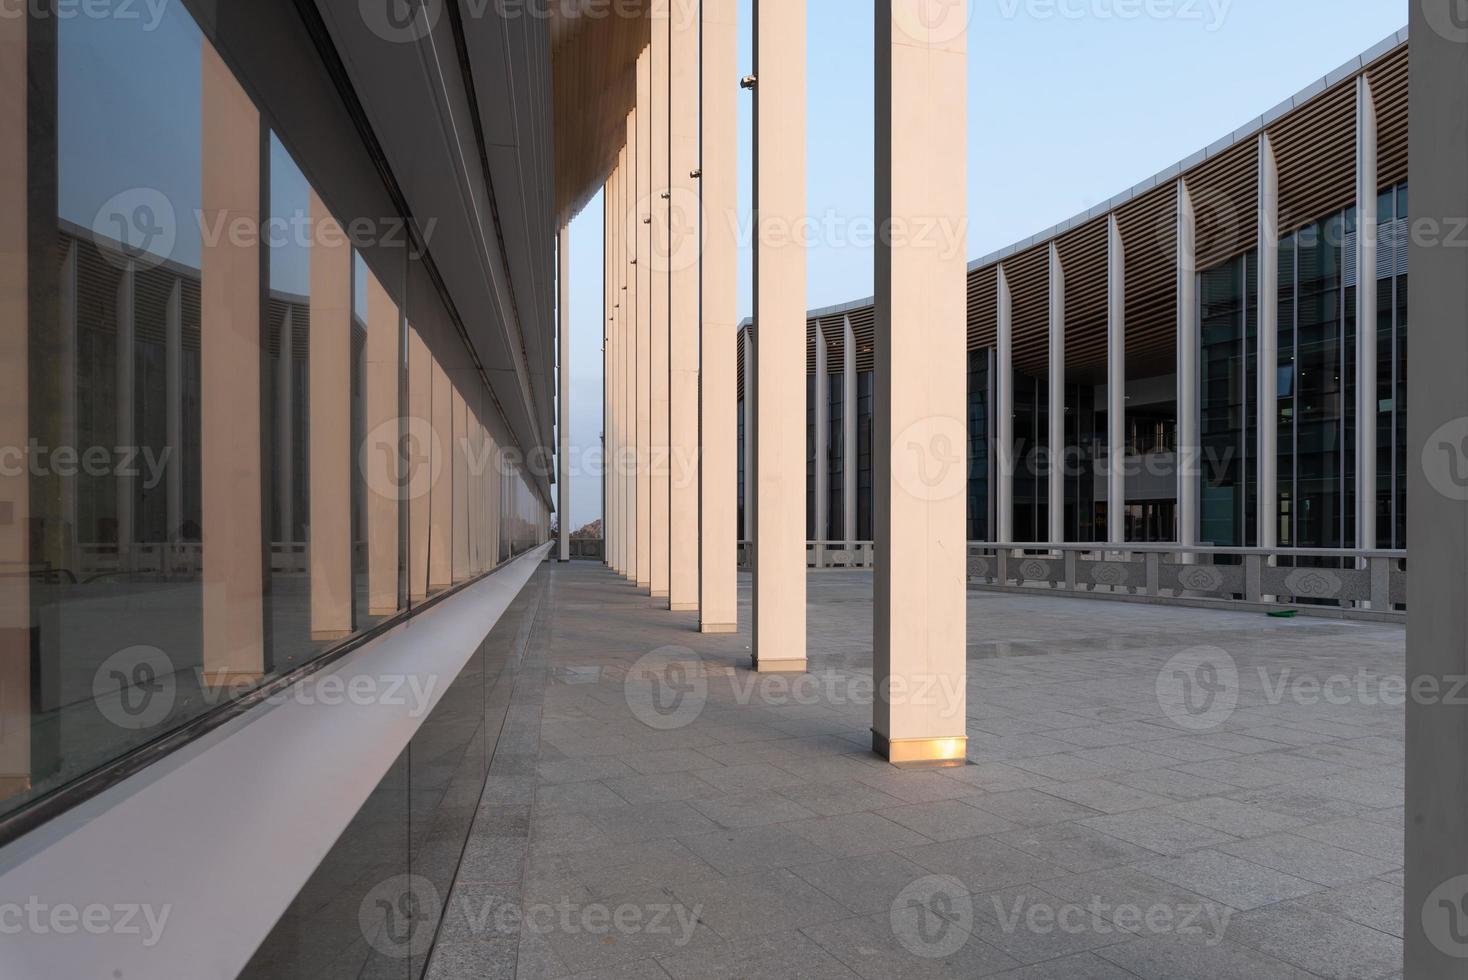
561 0 1407 531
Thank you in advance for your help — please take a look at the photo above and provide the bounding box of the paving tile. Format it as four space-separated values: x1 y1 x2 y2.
1217 833 1400 888
775 778 906 816
785 810 937 856
1154 797 1306 838
1290 816 1403 862
680 826 836 875
529 887 723 975
655 931 858 979
1227 901 1402 980
536 781 631 814
695 763 807 795
901 836 1069 894
988 951 1139 979
994 823 1162 873
1136 850 1321 911
618 750 726 775
969 790 1104 828
588 802 723 843
1296 879 1404 938
1007 754 1121 783
669 868 849 942
604 772 726 805
1077 811 1235 857
967 886 1137 964
804 906 1021 979
1038 779 1171 814
1095 933 1322 980
791 852 937 914
857 770 985 804
940 762 1059 794
875 800 1020 841
1113 768 1237 801
690 792 818 829
538 757 639 784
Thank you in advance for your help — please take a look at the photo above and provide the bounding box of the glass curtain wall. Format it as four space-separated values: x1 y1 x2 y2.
0 3 546 827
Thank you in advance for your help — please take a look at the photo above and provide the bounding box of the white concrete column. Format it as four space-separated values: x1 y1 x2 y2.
365 270 400 614
559 225 572 562
116 260 136 567
650 7 671 598
613 149 627 576
698 0 737 630
750 0 807 672
843 315 858 545
1176 180 1200 550
308 190 353 640
624 114 637 584
1258 134 1280 552
1355 75 1378 554
1106 217 1126 546
607 172 620 572
1047 243 1065 546
636 47 653 591
164 279 183 545
0 8 30 799
1406 7 1468 971
603 183 612 566
814 322 829 543
996 266 1014 543
200 43 264 685
872 0 968 767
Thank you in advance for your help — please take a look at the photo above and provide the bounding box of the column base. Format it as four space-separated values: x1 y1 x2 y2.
652 590 669 599
670 602 698 612
311 628 353 642
700 622 737 634
368 605 398 618
752 657 806 674
0 775 32 800
873 731 968 769
637 580 651 590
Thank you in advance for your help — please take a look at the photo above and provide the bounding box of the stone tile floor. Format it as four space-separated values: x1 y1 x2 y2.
426 562 1406 979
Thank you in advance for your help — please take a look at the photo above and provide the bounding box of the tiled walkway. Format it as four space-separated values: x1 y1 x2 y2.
427 562 1406 979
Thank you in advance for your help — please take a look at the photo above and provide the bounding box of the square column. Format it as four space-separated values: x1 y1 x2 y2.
751 0 808 672
1047 243 1065 547
1106 218 1126 547
1257 135 1279 551
164 279 183 548
1406 4 1468 972
0 7 29 800
200 43 265 687
636 47 653 592
116 262 136 568
669 0 702 614
559 225 572 562
623 116 637 584
451 381 470 582
308 190 354 640
843 316 858 545
607 170 621 573
1176 180 1199 550
872 0 968 766
650 9 671 598
995 266 1014 543
1355 76 1378 553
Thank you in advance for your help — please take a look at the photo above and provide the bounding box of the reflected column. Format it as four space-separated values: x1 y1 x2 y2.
1176 180 1199 551
0 7 29 799
365 271 401 615
429 354 453 591
407 325 431 602
308 191 353 640
1257 135 1279 552
843 316 857 547
1355 76 1378 553
1106 217 1125 547
116 260 135 569
201 43 265 686
1047 243 1065 547
996 266 1014 543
